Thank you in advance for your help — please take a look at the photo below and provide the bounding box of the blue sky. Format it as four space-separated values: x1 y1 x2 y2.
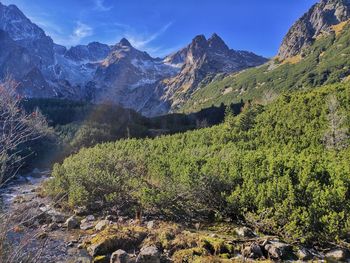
1 0 317 57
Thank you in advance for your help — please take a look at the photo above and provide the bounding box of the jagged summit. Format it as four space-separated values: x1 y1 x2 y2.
208 33 229 50
278 0 350 59
118 37 132 47
0 3 267 117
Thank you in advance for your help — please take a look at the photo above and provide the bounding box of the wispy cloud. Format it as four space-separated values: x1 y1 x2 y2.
93 0 113 12
50 21 94 47
126 22 173 50
73 22 93 40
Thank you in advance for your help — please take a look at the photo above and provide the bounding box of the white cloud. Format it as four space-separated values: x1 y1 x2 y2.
93 0 113 12
50 21 94 47
126 22 173 50
73 21 93 39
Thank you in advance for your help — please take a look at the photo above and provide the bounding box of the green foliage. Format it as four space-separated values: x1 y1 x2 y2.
48 83 350 245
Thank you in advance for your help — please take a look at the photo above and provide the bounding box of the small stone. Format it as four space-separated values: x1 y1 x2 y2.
86 215 95 221
65 216 80 230
146 221 155 230
136 246 160 263
80 221 95 231
67 242 74 247
51 214 65 223
95 220 110 231
48 222 59 231
235 227 256 238
110 249 129 263
297 247 313 261
325 248 350 262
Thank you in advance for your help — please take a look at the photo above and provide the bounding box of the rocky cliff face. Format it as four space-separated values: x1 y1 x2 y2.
278 0 350 59
0 2 267 116
141 34 267 116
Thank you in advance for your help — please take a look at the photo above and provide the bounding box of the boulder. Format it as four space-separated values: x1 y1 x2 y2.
110 249 130 263
242 243 264 259
264 241 296 260
325 248 350 262
235 227 256 238
136 246 160 263
95 220 110 231
51 213 65 223
65 216 80 230
297 247 313 261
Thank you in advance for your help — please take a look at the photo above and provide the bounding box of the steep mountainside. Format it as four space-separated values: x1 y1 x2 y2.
180 0 350 113
141 34 267 116
0 2 267 116
278 0 350 59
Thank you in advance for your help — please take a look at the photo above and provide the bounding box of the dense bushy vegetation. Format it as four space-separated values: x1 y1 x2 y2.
48 83 350 245
22 99 243 167
181 22 350 112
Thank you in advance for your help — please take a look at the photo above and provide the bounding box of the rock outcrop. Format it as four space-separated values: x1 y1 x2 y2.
278 0 350 59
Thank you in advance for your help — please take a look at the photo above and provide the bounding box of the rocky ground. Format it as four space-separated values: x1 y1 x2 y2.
1 171 350 263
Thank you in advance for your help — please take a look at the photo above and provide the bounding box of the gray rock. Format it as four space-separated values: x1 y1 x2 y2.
95 220 110 231
242 243 264 259
325 248 350 262
297 247 313 261
51 213 65 223
85 215 95 222
110 249 130 263
65 216 80 230
235 226 256 238
278 0 350 60
136 246 160 263
80 221 95 231
264 241 295 260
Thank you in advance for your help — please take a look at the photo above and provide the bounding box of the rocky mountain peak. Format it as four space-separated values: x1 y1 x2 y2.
190 34 208 49
118 38 132 47
208 33 229 51
0 2 47 41
278 0 350 59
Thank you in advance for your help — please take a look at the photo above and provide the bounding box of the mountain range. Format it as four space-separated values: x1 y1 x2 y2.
180 0 350 112
0 2 267 116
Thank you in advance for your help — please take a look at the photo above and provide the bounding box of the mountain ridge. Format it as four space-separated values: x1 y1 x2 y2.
0 1 267 116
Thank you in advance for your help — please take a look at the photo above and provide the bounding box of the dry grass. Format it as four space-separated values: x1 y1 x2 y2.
332 20 350 36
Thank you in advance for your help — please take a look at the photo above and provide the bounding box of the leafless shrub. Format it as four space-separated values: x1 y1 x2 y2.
0 77 49 186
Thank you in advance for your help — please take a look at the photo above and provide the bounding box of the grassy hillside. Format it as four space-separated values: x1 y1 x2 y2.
48 83 350 245
180 21 350 112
